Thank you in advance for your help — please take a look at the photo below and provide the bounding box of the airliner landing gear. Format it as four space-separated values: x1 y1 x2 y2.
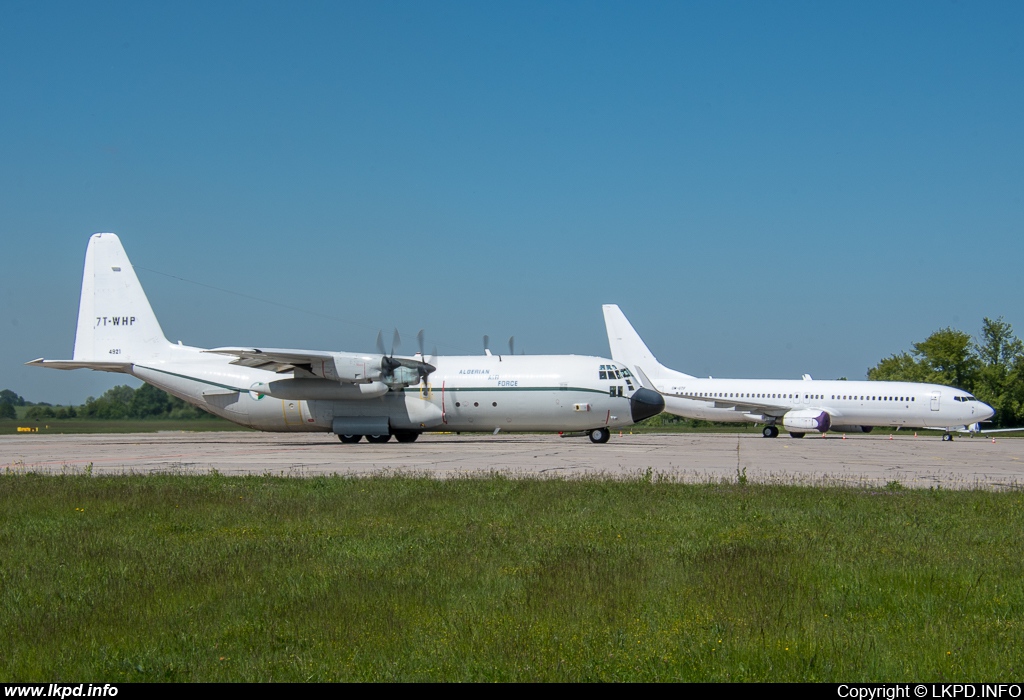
393 430 420 443
942 433 954 442
789 432 805 438
366 434 392 443
762 425 779 438
338 434 362 443
589 428 611 444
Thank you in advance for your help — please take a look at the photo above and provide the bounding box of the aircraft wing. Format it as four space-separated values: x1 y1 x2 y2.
203 347 346 373
947 425 1024 434
661 389 818 418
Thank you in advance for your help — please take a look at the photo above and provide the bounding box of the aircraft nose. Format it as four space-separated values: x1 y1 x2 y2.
630 388 665 423
980 402 996 421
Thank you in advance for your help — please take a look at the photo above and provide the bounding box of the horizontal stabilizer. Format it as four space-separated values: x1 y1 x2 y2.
26 358 132 373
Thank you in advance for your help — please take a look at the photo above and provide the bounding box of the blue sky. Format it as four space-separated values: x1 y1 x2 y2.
2 1 1022 404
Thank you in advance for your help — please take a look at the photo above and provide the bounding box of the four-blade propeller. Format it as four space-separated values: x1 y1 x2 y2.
375 328 435 386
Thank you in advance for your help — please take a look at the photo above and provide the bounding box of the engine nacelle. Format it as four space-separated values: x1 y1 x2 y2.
317 353 386 383
830 424 874 433
782 409 832 433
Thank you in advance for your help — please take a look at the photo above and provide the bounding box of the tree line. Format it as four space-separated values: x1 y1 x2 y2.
867 317 1024 427
0 384 215 421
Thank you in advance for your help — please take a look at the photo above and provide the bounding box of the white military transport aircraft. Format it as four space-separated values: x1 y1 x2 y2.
603 304 995 441
27 234 664 444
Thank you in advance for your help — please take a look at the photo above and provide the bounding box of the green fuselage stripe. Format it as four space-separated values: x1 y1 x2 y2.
135 366 247 393
136 365 612 397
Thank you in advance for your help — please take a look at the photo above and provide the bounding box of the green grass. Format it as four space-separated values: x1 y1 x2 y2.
1 473 1022 681
0 418 250 435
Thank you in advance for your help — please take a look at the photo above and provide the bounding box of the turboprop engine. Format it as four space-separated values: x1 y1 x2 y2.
315 352 435 389
316 353 387 383
782 409 832 433
830 425 874 433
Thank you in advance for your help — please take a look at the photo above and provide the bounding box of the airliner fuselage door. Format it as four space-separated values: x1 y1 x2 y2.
930 392 941 411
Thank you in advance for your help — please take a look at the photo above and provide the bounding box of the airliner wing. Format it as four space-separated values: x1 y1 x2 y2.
661 389 842 419
204 347 338 373
662 389 789 415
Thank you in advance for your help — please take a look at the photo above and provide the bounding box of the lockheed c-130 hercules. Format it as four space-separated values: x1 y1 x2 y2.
28 234 664 443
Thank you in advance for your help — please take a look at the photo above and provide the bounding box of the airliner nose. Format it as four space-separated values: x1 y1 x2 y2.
630 388 665 423
980 402 996 421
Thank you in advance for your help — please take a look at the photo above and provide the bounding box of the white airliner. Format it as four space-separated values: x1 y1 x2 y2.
603 304 995 441
27 234 664 444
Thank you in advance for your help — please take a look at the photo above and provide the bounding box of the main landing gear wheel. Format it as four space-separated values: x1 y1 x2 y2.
366 434 392 444
338 434 362 444
762 426 779 438
393 430 420 443
789 432 805 439
942 433 953 442
589 428 611 444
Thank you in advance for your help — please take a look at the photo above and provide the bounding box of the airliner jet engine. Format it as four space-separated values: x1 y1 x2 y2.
782 409 832 433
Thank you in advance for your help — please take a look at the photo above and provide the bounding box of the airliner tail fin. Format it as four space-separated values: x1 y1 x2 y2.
603 304 693 382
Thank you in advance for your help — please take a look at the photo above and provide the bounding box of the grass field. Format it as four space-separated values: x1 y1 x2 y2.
0 418 250 435
2 472 1022 681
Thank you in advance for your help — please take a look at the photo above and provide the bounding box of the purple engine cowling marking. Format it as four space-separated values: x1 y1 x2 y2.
815 411 831 432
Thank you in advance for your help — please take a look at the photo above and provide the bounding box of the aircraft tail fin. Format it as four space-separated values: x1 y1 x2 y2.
71 233 170 363
602 304 693 382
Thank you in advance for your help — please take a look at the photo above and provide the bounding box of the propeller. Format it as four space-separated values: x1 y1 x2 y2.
375 328 435 385
376 329 402 373
414 329 434 384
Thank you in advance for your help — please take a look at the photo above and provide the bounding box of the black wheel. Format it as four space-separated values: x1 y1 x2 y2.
789 432 805 439
762 426 779 438
393 430 420 443
338 434 362 444
366 434 392 443
942 433 953 442
589 428 611 444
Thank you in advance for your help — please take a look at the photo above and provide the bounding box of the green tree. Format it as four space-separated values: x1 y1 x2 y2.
973 318 1024 427
82 385 136 419
0 389 26 407
867 352 929 382
0 402 16 420
912 327 979 390
129 383 173 418
25 406 55 420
